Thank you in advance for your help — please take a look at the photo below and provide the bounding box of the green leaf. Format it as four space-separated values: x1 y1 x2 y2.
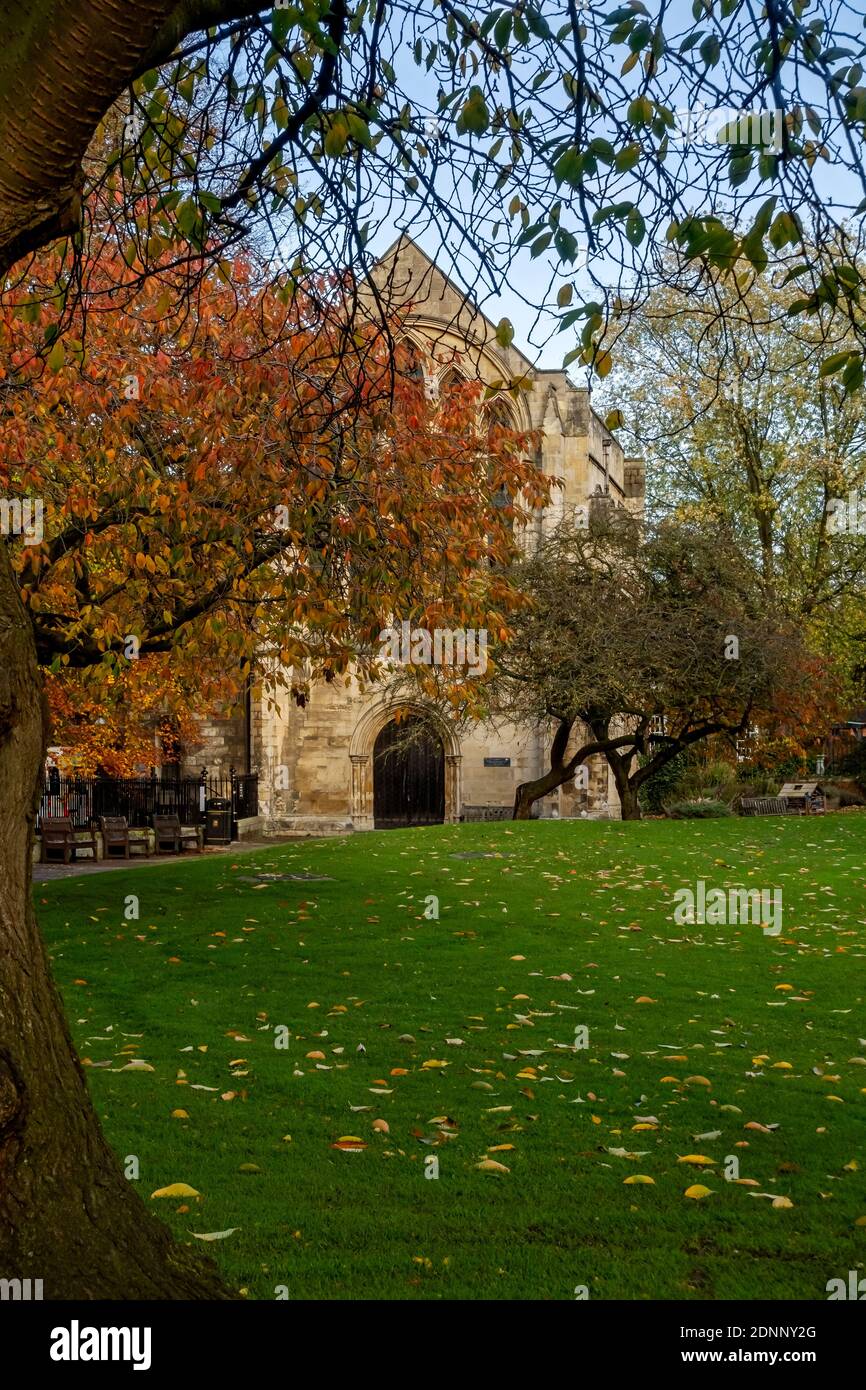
458 87 490 136
496 317 515 349
615 144 641 173
554 148 583 188
699 34 720 66
625 208 645 246
818 350 854 378
530 231 553 258
842 355 864 393
494 12 512 49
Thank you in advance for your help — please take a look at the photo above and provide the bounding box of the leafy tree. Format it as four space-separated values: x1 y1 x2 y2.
599 265 866 667
480 512 824 819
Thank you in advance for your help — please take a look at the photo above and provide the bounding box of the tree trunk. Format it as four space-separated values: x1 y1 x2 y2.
0 546 234 1297
602 744 642 821
512 766 573 819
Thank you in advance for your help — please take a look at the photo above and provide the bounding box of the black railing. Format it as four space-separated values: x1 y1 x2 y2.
38 768 258 839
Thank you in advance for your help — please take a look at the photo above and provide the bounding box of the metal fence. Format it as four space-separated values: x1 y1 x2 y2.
38 769 258 839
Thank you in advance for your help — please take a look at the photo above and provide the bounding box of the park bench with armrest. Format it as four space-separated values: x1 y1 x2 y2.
99 816 151 859
41 817 98 864
152 813 201 854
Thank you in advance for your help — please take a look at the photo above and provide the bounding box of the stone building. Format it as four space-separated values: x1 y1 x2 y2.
183 236 644 832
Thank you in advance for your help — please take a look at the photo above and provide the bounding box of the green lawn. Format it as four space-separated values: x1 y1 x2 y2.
37 815 866 1300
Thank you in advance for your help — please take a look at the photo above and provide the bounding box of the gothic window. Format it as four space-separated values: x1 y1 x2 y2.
484 400 517 535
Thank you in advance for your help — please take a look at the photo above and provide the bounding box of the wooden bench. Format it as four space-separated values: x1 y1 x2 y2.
739 797 788 816
153 814 201 855
41 817 98 864
99 816 150 859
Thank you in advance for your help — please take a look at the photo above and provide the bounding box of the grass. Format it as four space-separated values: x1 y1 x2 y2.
37 814 866 1301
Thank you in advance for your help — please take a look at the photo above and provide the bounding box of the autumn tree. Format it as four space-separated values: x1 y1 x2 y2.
44 661 207 776
476 512 822 819
3 0 866 1299
0 235 544 1298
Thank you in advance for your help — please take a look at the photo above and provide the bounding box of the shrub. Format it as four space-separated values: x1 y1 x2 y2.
665 798 733 818
638 749 691 814
677 759 739 803
822 782 866 809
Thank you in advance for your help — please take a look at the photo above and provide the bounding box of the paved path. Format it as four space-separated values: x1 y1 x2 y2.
32 836 307 882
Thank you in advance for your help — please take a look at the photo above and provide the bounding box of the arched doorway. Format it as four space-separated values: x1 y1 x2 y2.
373 716 445 829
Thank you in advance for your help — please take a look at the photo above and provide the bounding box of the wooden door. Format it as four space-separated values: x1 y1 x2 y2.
373 717 445 828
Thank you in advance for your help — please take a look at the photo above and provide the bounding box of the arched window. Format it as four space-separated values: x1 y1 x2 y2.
399 336 427 384
484 399 518 536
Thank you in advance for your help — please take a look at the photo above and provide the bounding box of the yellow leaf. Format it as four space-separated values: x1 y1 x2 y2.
623 1174 654 1185
684 1184 713 1199
170 1109 189 1119
476 1159 509 1173
151 1182 201 1200
677 1154 715 1165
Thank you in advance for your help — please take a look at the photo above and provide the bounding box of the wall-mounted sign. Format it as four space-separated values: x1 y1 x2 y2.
484 757 511 767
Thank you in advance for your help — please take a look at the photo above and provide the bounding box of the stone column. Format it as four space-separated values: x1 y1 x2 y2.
445 753 463 823
351 754 373 830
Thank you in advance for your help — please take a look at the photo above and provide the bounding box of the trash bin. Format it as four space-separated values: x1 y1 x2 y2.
205 795 232 845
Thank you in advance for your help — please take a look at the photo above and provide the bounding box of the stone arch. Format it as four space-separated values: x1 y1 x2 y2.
349 698 462 829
